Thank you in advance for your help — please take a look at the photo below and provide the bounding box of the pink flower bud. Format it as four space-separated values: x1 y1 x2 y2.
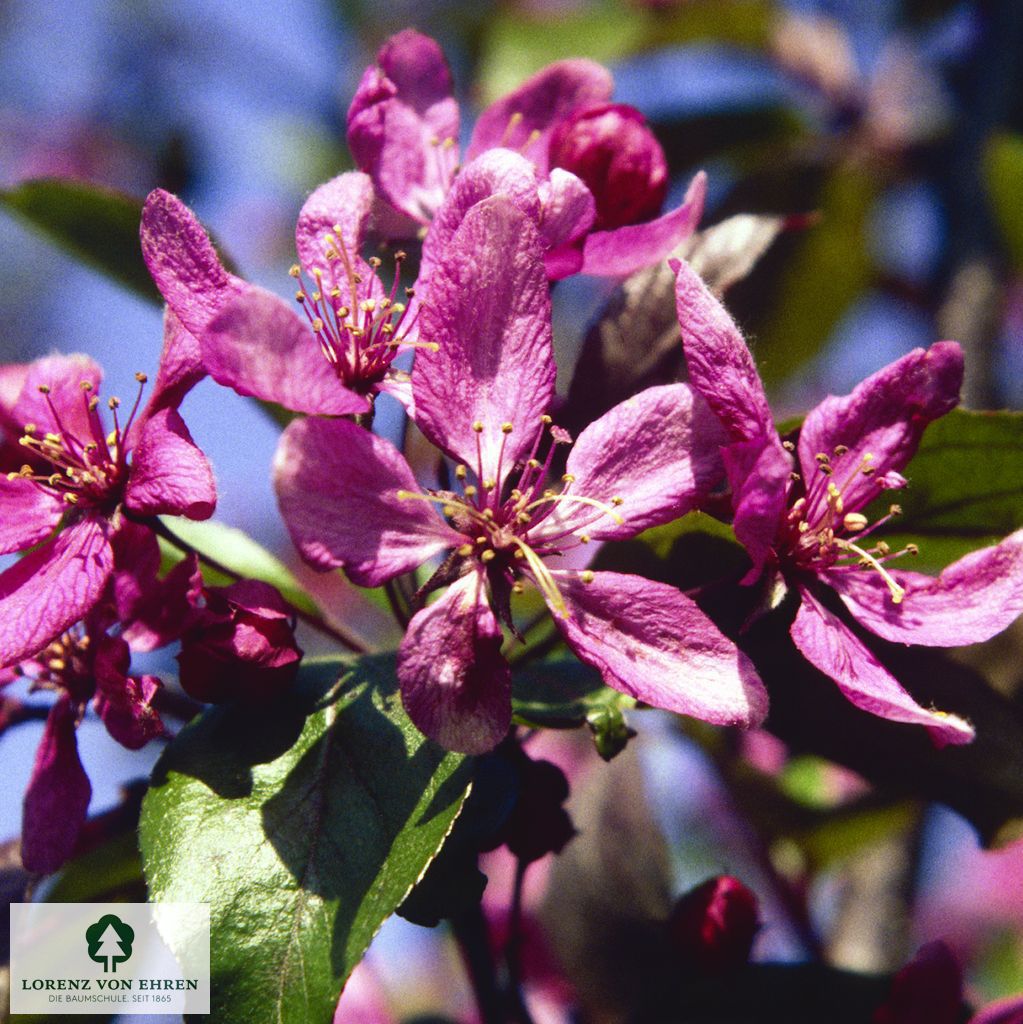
667 875 759 973
177 579 302 703
548 103 668 230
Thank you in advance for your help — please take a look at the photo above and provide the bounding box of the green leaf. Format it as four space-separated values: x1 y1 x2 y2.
874 409 1023 571
0 179 161 303
511 660 630 729
140 655 472 1024
985 132 1023 270
158 516 321 618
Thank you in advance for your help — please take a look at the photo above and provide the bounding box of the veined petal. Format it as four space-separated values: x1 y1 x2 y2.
0 517 114 668
273 416 461 586
201 286 369 415
21 695 91 874
550 571 768 727
0 476 63 554
797 342 963 514
673 257 775 443
414 195 555 484
125 407 216 520
723 434 792 582
827 529 1023 647
296 171 375 274
15 354 103 444
467 59 614 172
790 586 974 747
398 571 511 754
141 189 245 339
580 170 706 278
538 168 595 251
534 384 724 544
419 148 542 287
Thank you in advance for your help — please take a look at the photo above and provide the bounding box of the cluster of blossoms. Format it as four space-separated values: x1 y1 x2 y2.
6 27 1023 882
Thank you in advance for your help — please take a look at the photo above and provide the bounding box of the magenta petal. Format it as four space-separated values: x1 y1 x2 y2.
15 354 103 443
419 148 542 286
827 529 1023 647
347 30 459 224
21 695 91 874
141 190 244 339
0 517 114 668
790 587 974 747
797 342 963 514
137 310 206 428
0 476 64 554
274 416 461 586
723 434 792 582
93 635 164 749
534 384 724 544
398 572 511 754
414 195 555 483
125 406 216 520
467 59 614 171
551 571 768 726
295 172 375 273
538 168 595 250
581 170 707 278
673 256 775 443
201 286 368 415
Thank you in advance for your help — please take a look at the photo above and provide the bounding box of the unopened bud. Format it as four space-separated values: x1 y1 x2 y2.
667 875 759 974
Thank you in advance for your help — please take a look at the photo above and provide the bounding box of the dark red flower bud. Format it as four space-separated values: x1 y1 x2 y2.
177 579 302 704
872 941 962 1024
548 103 668 230
667 875 759 973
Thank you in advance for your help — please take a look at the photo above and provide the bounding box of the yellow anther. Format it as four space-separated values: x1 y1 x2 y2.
513 549 525 559
782 440 795 451
289 264 301 278
581 571 595 584
37 384 50 395
876 541 890 556
391 302 406 315
482 479 496 491
834 445 849 456
906 543 919 556
395 250 407 261
63 493 78 505
442 504 456 517
516 512 530 524
501 422 514 434
48 474 62 485
80 380 93 391
23 423 36 434
295 292 306 303
815 452 830 464
47 658 66 672
528 459 541 469
476 536 487 545
481 549 496 563
312 267 323 279
455 465 467 479
540 414 552 425
360 299 376 312
798 521 810 533
472 421 484 433
464 485 477 498
44 432 62 444
562 473 575 483
578 534 590 544
843 513 869 533
368 256 382 269
311 291 322 302
611 496 624 506
88 397 99 411
337 306 350 317
889 504 903 516
482 509 494 520
107 396 120 410
312 318 325 332
442 136 456 149
330 287 341 299
458 544 474 557
135 372 148 383
512 582 524 594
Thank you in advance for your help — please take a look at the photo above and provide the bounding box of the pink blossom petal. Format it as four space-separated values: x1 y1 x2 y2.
581 171 706 278
467 59 614 172
533 384 724 545
419 148 542 287
274 416 461 586
797 342 963 515
398 571 511 754
551 571 768 727
0 476 64 554
93 634 164 749
140 189 245 339
295 171 375 273
15 354 103 443
118 543 202 653
673 255 775 443
538 168 595 251
722 434 792 582
414 195 555 484
21 695 91 874
790 586 974 746
347 30 459 224
0 362 29 423
137 310 206 427
0 517 114 668
125 406 216 520
201 286 369 416
826 529 1023 647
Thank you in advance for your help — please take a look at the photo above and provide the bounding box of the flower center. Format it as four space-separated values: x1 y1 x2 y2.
397 415 623 616
13 625 94 703
8 375 146 511
290 232 433 393
782 442 919 603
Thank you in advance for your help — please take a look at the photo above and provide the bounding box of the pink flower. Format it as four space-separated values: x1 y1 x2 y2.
198 172 424 416
275 196 765 753
667 876 760 974
0 327 216 672
673 259 1023 746
346 29 706 279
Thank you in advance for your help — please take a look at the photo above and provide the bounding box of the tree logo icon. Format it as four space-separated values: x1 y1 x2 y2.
85 914 135 973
